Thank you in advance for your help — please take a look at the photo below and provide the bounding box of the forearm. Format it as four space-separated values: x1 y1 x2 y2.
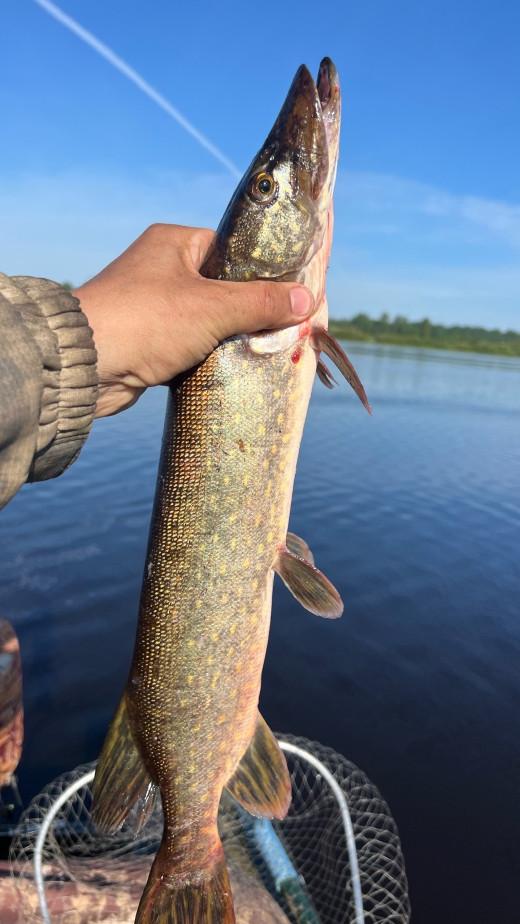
0 273 98 509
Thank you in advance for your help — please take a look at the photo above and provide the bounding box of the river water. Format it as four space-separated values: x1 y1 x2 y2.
1 342 519 923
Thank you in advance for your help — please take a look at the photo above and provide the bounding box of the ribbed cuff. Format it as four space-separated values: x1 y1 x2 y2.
10 277 98 481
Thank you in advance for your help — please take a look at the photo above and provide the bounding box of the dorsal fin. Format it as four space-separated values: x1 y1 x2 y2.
92 694 157 834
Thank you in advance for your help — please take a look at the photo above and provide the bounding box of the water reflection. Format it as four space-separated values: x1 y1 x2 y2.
0 343 518 924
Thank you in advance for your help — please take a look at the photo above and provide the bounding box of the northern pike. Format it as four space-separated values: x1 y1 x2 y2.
92 57 370 924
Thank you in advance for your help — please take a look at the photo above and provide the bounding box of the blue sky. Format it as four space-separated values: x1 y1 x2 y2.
2 0 519 329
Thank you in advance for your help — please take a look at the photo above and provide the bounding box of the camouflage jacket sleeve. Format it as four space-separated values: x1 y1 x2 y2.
0 273 98 509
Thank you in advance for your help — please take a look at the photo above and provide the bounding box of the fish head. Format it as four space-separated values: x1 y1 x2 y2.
201 58 341 285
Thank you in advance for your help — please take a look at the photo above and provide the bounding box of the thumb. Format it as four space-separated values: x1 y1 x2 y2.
207 279 315 340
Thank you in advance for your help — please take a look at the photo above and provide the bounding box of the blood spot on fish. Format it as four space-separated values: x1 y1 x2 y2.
291 348 302 364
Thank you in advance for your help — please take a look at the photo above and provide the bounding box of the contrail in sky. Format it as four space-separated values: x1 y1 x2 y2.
33 0 241 179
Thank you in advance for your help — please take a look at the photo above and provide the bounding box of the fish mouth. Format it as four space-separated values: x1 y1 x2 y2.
317 57 334 108
316 57 341 151
282 57 341 198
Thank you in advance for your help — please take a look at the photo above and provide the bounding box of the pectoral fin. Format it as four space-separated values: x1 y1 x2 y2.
316 358 337 389
92 694 157 834
312 327 372 413
274 545 343 618
225 713 291 820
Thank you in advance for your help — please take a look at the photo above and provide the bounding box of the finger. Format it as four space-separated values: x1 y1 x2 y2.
138 224 216 273
189 227 216 266
206 279 315 340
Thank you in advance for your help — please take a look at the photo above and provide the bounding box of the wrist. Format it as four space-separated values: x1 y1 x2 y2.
73 281 145 418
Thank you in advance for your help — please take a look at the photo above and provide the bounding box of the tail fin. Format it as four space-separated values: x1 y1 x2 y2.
92 693 157 834
136 843 236 924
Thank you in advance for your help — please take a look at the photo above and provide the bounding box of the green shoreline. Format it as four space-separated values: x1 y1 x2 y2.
329 315 520 358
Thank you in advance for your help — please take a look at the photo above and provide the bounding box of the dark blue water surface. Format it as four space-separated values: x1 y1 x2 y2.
1 343 519 923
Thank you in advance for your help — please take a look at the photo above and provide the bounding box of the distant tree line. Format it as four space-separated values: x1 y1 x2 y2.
328 313 520 357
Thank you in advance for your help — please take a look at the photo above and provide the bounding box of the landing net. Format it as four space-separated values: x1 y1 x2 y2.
8 734 410 923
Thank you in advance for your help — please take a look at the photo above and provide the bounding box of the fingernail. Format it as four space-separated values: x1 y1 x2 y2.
290 286 314 318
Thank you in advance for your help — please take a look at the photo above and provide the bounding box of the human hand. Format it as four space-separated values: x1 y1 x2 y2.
74 223 315 418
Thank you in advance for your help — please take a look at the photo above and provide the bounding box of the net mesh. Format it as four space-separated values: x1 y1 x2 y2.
8 734 410 923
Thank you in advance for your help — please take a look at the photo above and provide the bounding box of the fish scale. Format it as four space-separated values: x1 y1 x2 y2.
129 342 312 864
92 58 370 924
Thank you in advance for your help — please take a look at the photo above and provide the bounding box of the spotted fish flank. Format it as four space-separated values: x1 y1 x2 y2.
93 58 369 924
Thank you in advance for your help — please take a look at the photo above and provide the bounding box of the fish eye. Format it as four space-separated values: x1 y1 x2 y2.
250 171 277 202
